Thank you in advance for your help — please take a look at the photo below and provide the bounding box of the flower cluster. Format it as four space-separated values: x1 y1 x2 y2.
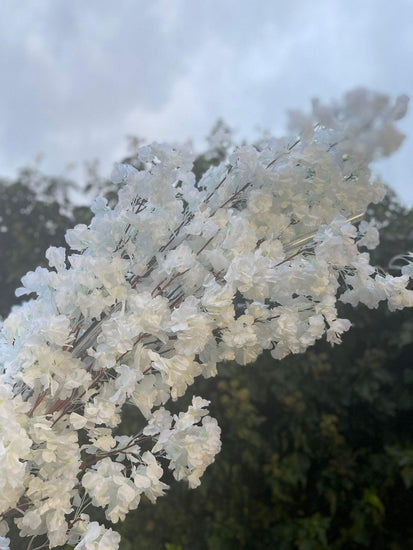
0 89 412 549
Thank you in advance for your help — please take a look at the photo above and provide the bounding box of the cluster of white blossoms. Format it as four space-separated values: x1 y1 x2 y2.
0 89 412 549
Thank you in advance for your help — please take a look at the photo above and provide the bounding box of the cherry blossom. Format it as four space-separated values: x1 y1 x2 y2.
0 89 411 549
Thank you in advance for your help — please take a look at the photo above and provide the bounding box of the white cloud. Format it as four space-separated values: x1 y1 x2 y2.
0 0 412 204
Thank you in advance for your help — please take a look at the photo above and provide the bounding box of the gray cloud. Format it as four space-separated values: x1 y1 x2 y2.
0 0 412 204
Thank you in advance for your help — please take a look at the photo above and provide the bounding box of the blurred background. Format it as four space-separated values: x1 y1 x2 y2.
1 1 412 549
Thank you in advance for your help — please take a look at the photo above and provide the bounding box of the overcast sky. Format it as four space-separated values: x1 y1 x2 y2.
1 0 412 205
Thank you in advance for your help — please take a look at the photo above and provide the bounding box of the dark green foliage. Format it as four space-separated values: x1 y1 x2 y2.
118 315 413 550
365 187 413 269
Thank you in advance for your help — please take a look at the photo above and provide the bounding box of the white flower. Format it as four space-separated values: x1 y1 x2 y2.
45 246 66 271
69 413 88 430
74 521 121 550
111 162 137 184
326 318 352 345
15 266 51 297
82 459 140 523
357 220 380 249
143 408 173 436
148 351 202 399
130 373 169 418
170 296 213 355
159 243 197 275
65 224 92 250
133 451 168 502
152 400 221 489
0 386 32 514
